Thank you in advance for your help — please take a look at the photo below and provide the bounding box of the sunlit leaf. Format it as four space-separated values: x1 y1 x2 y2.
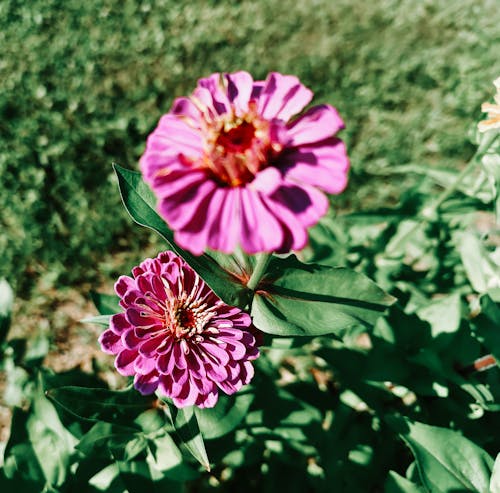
399 419 494 492
251 255 395 336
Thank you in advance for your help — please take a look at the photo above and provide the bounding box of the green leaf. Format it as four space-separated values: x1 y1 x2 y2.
113 164 248 307
385 471 426 493
0 278 14 346
399 420 494 493
164 402 210 471
251 255 396 336
416 293 462 338
490 453 500 493
76 421 139 458
90 291 121 315
80 314 112 326
194 389 254 439
4 377 76 488
46 386 157 426
458 232 500 293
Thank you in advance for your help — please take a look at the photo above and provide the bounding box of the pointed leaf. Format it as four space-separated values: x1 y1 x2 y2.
400 420 493 493
164 402 210 471
113 164 248 307
80 314 112 326
251 255 395 336
385 471 426 493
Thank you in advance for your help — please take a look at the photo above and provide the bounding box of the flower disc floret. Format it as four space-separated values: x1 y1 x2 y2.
98 251 259 408
140 71 350 255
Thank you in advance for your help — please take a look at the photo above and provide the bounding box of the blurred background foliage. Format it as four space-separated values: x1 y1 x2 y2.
1 0 499 295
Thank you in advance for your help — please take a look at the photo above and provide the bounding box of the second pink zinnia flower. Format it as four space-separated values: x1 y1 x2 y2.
98 251 259 408
140 71 349 255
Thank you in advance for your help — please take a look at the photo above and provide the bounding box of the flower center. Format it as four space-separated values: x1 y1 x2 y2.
216 120 256 153
197 107 283 187
177 308 197 329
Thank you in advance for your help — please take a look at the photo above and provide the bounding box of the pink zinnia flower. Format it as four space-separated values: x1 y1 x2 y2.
140 71 349 255
98 251 259 408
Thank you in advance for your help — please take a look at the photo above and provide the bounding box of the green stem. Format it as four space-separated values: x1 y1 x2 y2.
246 253 272 291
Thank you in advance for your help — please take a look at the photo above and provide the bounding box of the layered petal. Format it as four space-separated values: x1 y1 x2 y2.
98 251 259 408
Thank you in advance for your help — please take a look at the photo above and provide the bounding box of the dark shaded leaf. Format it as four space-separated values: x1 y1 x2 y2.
46 386 158 427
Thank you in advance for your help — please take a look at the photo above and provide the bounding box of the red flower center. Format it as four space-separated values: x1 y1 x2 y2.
200 110 282 188
178 308 197 329
215 121 256 153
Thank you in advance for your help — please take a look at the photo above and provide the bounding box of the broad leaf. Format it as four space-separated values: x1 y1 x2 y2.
399 420 493 493
194 390 254 439
114 164 248 307
251 255 395 336
4 378 76 488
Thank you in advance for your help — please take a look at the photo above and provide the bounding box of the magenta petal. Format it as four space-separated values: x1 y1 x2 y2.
239 188 283 253
115 349 138 376
270 182 328 228
250 167 282 195
99 329 123 355
225 71 253 116
196 391 219 409
197 73 232 115
153 114 204 156
258 72 313 121
100 251 259 409
171 97 202 124
134 372 159 395
158 178 216 230
134 355 157 375
114 275 136 298
287 104 345 146
283 138 350 194
110 313 131 335
126 308 161 330
206 188 240 253
201 341 230 366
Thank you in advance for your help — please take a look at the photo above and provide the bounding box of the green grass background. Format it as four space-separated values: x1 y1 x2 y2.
1 0 499 296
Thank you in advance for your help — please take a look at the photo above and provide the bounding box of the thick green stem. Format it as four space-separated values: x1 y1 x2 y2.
246 253 272 291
